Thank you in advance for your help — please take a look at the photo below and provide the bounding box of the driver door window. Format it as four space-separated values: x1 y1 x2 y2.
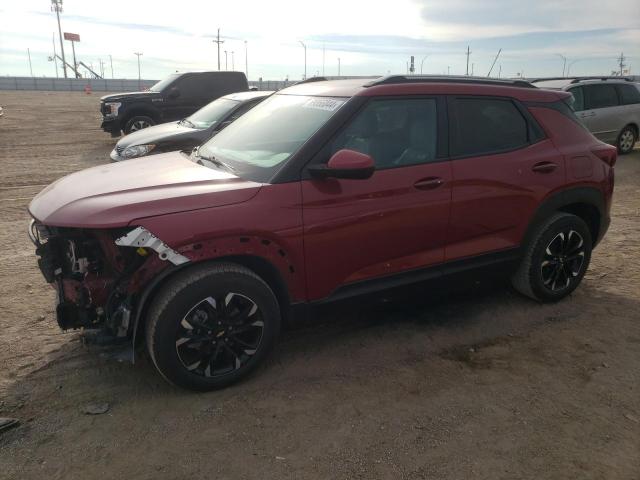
331 98 438 169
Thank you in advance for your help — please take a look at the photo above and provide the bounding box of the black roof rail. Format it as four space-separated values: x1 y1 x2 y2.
364 75 536 89
569 76 633 84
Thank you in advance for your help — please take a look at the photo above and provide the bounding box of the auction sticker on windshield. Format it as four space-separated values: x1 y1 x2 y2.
302 98 345 111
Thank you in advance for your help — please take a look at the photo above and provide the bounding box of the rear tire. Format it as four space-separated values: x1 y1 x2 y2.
124 115 155 134
145 262 281 391
512 213 592 302
617 125 637 155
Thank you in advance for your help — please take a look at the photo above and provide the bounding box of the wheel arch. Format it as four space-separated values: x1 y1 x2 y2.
129 255 292 358
122 104 161 124
522 187 606 253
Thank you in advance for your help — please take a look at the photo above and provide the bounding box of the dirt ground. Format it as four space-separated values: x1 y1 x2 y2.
0 91 638 480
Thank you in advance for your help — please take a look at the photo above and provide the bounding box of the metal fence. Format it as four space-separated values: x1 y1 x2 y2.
0 77 158 92
0 76 294 92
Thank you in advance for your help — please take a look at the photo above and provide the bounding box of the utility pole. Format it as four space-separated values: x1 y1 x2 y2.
498 64 502 78
224 50 228 70
338 57 341 76
298 41 307 79
27 48 33 77
244 40 248 78
109 54 114 78
465 45 472 76
420 55 429 74
52 33 59 77
617 52 626 76
134 52 143 90
447 65 450 76
471 62 474 76
51 0 67 78
212 28 224 71
98 59 105 78
231 51 235 71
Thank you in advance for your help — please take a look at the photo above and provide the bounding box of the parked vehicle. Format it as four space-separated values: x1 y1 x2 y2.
110 91 272 161
30 76 616 391
532 77 640 154
100 71 249 137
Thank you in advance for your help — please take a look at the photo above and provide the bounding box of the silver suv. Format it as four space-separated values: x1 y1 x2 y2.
533 77 640 154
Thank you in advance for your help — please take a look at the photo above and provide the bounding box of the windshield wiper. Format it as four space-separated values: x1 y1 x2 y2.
179 118 196 128
191 147 235 172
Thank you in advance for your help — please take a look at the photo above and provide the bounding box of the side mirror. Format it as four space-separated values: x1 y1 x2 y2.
308 149 375 180
216 120 233 131
168 87 180 99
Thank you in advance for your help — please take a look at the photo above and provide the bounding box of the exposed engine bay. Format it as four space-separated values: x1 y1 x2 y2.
28 220 184 341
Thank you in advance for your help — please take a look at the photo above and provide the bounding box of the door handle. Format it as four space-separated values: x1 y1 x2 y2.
579 112 595 118
532 162 558 173
414 177 444 190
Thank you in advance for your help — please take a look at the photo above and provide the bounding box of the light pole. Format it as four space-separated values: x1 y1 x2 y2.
134 52 143 90
109 54 114 78
51 0 67 78
567 59 581 77
556 53 567 77
244 40 248 78
298 40 307 79
231 51 235 71
337 57 341 76
420 55 429 74
27 48 33 77
224 50 228 70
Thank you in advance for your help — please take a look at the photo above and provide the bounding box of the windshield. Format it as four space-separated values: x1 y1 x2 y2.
184 98 239 129
198 94 346 181
149 73 181 92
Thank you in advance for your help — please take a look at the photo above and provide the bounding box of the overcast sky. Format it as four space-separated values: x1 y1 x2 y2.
1 0 638 80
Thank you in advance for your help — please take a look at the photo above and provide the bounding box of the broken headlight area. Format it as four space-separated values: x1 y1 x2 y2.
30 221 174 339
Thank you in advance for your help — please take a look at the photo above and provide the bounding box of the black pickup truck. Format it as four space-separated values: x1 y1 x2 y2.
100 71 249 136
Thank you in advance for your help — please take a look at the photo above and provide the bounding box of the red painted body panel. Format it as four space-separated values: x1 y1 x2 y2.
301 162 452 299
29 151 261 228
446 139 566 261
134 182 307 302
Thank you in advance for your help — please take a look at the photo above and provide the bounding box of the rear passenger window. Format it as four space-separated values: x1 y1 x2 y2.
451 98 528 157
617 84 640 105
584 84 619 109
331 98 438 169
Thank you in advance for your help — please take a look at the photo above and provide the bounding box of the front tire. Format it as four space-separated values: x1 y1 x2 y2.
145 263 281 391
124 115 155 134
512 213 592 302
617 125 637 155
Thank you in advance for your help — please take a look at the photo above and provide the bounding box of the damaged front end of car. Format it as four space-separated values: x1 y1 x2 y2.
29 220 188 352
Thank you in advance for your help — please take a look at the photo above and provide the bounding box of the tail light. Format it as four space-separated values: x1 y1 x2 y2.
591 145 617 167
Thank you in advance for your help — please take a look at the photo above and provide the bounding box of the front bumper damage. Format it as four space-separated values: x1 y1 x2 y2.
29 220 189 343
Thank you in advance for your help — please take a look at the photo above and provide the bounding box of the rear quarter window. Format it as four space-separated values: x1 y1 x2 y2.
450 97 530 157
617 84 640 105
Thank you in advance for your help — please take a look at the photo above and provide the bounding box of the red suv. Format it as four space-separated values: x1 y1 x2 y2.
29 76 616 390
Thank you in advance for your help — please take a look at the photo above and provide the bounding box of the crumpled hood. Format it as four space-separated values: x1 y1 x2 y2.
29 151 262 228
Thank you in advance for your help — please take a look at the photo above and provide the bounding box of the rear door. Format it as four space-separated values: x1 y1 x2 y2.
446 96 564 261
301 96 452 300
581 83 622 143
